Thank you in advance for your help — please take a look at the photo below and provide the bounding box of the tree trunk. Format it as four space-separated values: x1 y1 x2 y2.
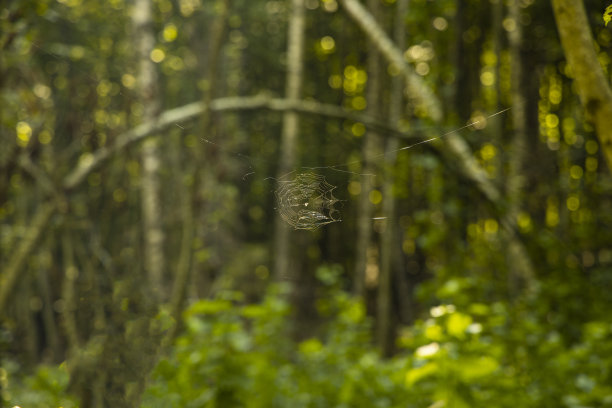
505 0 536 293
168 0 229 343
134 0 165 300
551 0 612 171
61 231 80 350
452 0 470 120
273 0 305 278
377 0 408 356
354 0 381 297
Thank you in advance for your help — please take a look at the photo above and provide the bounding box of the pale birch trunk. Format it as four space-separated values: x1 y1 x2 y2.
273 0 305 278
134 0 164 300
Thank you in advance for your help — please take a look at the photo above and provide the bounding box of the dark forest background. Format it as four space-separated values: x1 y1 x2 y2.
2 0 612 406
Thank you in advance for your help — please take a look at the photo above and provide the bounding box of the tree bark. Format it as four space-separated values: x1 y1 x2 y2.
273 0 305 278
134 0 165 300
551 0 612 171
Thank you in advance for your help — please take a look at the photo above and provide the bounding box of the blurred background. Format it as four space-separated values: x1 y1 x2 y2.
1 0 612 406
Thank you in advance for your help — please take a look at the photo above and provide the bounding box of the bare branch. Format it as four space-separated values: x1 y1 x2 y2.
18 154 58 196
0 201 57 313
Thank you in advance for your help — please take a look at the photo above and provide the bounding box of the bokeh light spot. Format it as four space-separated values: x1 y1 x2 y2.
320 36 335 53
433 17 448 31
566 195 580 211
163 23 178 42
369 189 382 205
150 48 166 63
16 122 32 147
351 122 366 137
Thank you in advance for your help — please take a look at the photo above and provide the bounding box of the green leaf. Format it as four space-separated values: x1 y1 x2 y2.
446 312 473 339
605 4 612 26
457 356 499 381
405 362 438 386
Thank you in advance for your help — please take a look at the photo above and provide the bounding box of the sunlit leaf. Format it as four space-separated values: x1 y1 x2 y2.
447 312 473 338
604 4 612 26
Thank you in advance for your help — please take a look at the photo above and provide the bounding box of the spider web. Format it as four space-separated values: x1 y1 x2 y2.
269 108 511 230
274 173 341 230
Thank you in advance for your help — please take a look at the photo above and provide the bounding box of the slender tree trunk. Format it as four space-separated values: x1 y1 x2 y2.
551 0 612 171
505 0 535 293
169 0 229 342
134 0 165 301
354 0 381 297
377 0 408 356
37 260 61 361
273 0 305 278
453 0 470 120
61 232 80 350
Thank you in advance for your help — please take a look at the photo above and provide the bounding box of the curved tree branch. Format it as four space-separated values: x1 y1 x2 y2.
63 95 416 191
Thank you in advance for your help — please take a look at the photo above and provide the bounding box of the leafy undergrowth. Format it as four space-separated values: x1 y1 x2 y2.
3 276 611 407
142 280 612 408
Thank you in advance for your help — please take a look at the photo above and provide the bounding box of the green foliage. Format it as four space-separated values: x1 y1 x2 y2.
143 284 412 408
1 361 76 408
604 4 612 26
142 283 612 408
3 281 612 407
